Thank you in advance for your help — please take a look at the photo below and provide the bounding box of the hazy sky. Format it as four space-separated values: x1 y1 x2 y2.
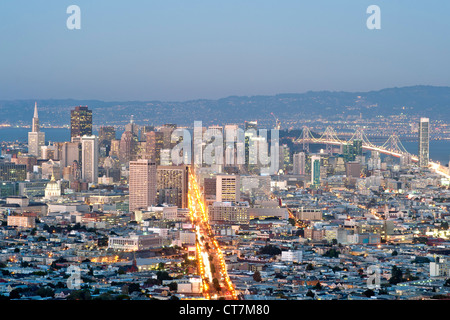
0 0 449 101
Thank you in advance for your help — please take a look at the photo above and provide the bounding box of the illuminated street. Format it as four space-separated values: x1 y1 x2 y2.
188 167 238 300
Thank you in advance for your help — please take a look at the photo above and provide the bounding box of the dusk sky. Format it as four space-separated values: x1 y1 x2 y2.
0 0 449 101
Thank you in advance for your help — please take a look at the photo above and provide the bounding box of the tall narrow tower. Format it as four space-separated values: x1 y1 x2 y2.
81 135 99 184
129 159 157 211
28 102 45 158
418 117 429 168
32 102 40 133
311 155 321 187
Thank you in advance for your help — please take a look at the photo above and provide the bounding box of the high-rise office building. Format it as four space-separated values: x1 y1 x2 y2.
293 152 306 175
161 124 177 149
125 115 140 137
279 144 290 172
346 161 362 178
28 102 45 158
129 159 157 211
0 163 27 182
70 106 92 138
156 165 189 208
311 155 321 187
140 126 155 142
343 139 363 162
216 175 240 203
61 142 80 168
98 126 116 156
418 117 429 168
119 131 138 164
11 155 37 173
81 135 98 184
146 131 164 164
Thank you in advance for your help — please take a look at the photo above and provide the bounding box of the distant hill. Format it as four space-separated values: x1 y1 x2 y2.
1 85 449 128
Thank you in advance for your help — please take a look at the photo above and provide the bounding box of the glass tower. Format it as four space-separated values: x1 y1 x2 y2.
70 106 93 139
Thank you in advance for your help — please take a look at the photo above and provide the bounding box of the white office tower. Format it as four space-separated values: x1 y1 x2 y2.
129 159 157 212
28 102 45 158
418 117 429 168
81 135 99 184
293 152 306 175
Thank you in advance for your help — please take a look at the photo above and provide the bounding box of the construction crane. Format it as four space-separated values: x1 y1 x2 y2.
270 112 281 130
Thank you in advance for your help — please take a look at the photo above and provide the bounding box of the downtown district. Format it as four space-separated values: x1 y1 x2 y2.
0 104 449 305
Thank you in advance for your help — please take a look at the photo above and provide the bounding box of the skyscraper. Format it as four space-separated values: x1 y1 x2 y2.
81 135 99 184
293 152 306 175
140 125 155 142
146 131 164 164
119 131 138 164
418 117 429 168
70 106 93 138
98 126 116 156
156 165 189 208
125 115 140 137
129 159 157 211
28 102 45 158
61 141 80 168
311 155 321 187
161 124 177 149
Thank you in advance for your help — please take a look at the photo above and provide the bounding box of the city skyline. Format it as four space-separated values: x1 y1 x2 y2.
1 1 450 308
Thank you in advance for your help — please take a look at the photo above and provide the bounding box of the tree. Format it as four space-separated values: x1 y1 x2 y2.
313 282 322 291
403 269 418 282
67 289 92 300
253 271 262 282
332 266 342 272
323 248 339 258
127 283 140 294
306 290 315 299
156 271 172 282
168 282 178 291
331 238 338 245
9 288 22 299
94 292 114 300
389 266 403 285
36 287 55 298
444 279 450 287
412 256 430 264
391 250 398 256
306 264 314 271
363 289 375 298
259 245 281 256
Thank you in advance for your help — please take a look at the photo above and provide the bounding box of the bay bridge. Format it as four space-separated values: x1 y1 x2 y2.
294 126 450 179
